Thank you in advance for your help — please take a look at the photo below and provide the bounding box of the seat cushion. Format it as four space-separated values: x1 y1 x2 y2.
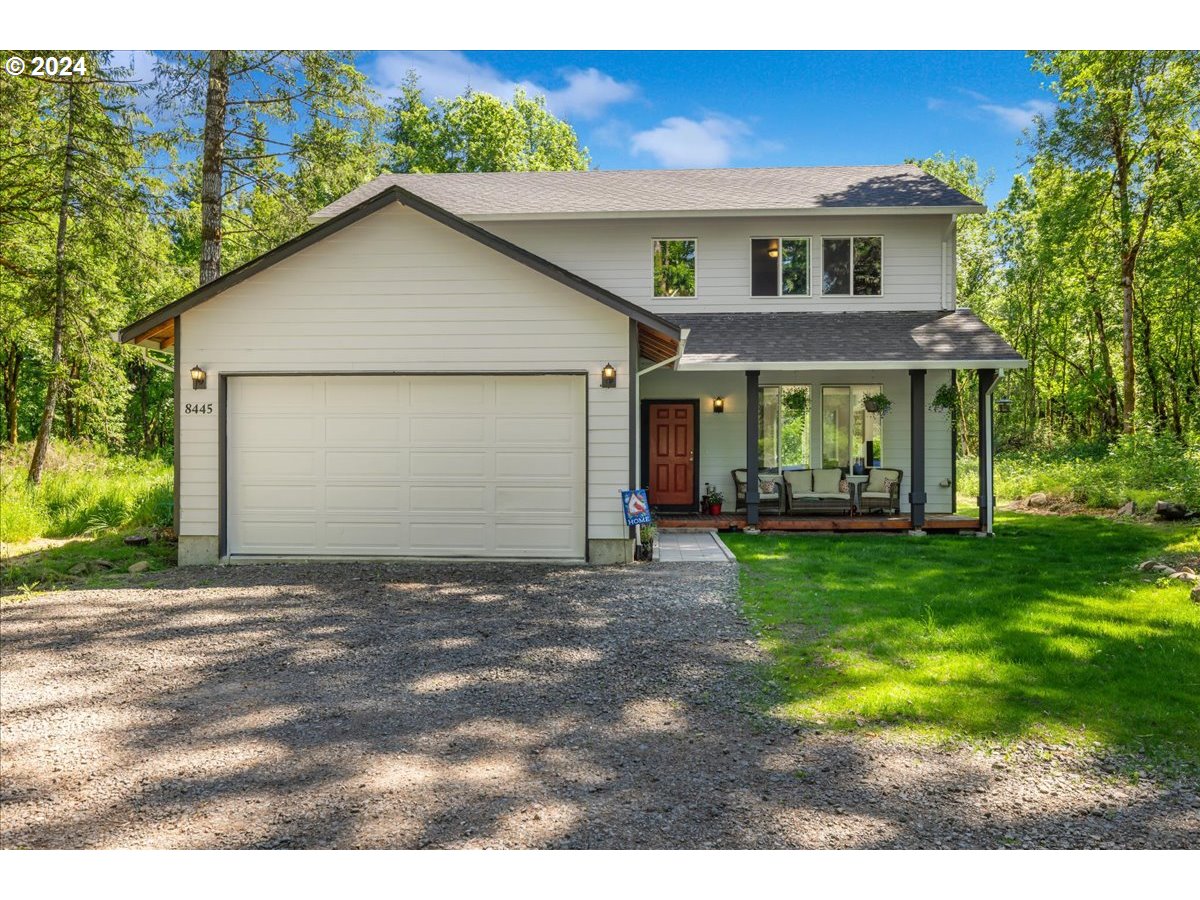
861 490 893 499
784 469 812 494
793 492 851 501
811 468 843 493
866 468 900 492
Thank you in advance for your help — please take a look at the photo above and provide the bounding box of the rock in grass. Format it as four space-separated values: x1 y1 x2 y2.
128 560 150 574
1192 585 1200 604
69 562 89 575
1168 571 1198 583
1117 500 1136 516
1027 492 1050 508
123 534 149 547
91 559 114 570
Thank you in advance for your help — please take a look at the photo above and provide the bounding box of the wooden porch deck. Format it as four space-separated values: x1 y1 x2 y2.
655 511 980 532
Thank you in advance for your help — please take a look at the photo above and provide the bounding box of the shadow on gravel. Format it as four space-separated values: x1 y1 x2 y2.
2 561 1197 849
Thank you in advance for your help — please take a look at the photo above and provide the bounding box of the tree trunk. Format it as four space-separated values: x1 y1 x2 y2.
1091 297 1121 433
199 50 229 286
27 84 78 485
2 342 20 446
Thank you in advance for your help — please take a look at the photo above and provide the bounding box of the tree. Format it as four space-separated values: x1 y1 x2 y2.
10 52 152 484
153 51 379 285
387 73 589 173
1031 50 1200 432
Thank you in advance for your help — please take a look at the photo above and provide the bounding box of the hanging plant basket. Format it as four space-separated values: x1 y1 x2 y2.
862 392 892 416
930 383 959 422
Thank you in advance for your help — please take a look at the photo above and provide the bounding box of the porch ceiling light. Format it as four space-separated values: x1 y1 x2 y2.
190 365 207 390
766 245 779 258
713 396 725 414
601 363 617 388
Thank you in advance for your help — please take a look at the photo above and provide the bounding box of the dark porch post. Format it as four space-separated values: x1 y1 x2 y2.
978 368 998 535
909 369 927 532
746 369 760 527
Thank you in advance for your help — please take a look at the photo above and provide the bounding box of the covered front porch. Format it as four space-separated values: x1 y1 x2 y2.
633 309 1024 535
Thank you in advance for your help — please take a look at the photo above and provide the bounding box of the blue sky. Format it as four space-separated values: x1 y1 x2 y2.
363 50 1054 205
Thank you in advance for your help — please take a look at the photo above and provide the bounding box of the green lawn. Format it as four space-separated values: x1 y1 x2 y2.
724 513 1200 767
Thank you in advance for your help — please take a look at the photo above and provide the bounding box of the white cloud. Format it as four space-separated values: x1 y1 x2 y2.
630 114 754 167
371 51 636 119
978 99 1056 130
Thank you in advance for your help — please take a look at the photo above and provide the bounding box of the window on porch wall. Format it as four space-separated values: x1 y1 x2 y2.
758 385 810 472
821 385 883 469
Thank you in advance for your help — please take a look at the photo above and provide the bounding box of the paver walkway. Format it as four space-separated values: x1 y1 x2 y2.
654 531 735 562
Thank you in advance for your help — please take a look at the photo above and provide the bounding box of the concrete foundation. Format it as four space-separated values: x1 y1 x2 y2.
588 538 635 565
178 535 219 566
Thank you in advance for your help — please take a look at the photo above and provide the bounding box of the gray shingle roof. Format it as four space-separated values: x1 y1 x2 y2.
670 309 1025 368
312 165 983 220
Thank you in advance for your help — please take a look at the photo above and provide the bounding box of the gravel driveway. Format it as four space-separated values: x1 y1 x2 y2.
2 561 1197 849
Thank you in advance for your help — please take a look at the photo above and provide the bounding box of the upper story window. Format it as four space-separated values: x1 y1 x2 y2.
652 239 696 298
822 236 882 296
751 238 810 297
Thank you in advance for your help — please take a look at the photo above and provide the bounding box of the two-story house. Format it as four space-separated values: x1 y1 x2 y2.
118 166 1025 565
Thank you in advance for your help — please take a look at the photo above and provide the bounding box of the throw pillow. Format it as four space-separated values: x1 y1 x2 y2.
883 477 897 494
839 478 849 494
812 469 842 493
759 479 778 495
866 468 890 492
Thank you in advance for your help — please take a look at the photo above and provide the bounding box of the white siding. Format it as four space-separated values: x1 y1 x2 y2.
640 368 954 513
488 214 953 315
178 203 632 544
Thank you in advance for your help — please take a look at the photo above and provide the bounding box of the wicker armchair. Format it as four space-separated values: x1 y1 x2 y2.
859 467 903 514
783 468 852 515
731 469 782 514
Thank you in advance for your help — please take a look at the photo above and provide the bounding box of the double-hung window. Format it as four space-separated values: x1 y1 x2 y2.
821 236 882 296
751 238 810 297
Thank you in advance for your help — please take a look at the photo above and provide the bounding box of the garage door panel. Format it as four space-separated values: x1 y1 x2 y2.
410 378 488 411
411 450 487 478
496 485 574 514
324 377 406 408
325 484 405 512
238 450 317 477
325 416 404 445
495 416 574 445
410 415 488 444
410 485 488 513
325 450 408 476
495 450 574 478
228 374 586 558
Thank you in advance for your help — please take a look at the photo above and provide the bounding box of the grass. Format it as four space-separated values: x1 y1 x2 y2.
961 432 1200 512
724 512 1200 768
0 440 173 543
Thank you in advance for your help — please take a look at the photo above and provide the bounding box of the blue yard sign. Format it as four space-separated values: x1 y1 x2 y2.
621 488 652 526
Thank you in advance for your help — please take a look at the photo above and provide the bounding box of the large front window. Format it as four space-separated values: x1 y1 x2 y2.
758 385 810 471
652 239 696 297
751 238 810 297
821 385 883 468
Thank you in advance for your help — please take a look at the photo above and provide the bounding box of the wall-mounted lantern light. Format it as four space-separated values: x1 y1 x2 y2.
190 365 207 390
713 396 725 414
995 397 1012 414
600 363 617 389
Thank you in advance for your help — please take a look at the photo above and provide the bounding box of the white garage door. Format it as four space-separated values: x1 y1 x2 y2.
226 374 586 559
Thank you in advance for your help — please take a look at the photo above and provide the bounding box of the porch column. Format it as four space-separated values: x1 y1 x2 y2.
978 368 998 535
909 369 927 532
745 369 760 527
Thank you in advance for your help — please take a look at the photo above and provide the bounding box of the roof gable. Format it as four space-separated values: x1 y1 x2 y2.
118 185 681 346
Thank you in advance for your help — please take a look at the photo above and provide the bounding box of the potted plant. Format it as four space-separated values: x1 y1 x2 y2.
702 485 725 516
636 523 657 561
862 391 892 416
929 382 959 422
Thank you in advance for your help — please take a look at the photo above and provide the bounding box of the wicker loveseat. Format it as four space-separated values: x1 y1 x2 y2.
859 467 903 514
731 469 782 514
783 467 852 515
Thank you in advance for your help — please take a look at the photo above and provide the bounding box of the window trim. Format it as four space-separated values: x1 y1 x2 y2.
820 235 884 297
650 237 699 299
749 236 812 298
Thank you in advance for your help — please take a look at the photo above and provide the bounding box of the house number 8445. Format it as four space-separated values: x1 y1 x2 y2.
184 403 213 415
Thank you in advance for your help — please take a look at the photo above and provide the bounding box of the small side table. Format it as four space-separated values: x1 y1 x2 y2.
845 474 869 516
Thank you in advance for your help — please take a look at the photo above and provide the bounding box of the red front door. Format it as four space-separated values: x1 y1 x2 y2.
647 402 696 507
